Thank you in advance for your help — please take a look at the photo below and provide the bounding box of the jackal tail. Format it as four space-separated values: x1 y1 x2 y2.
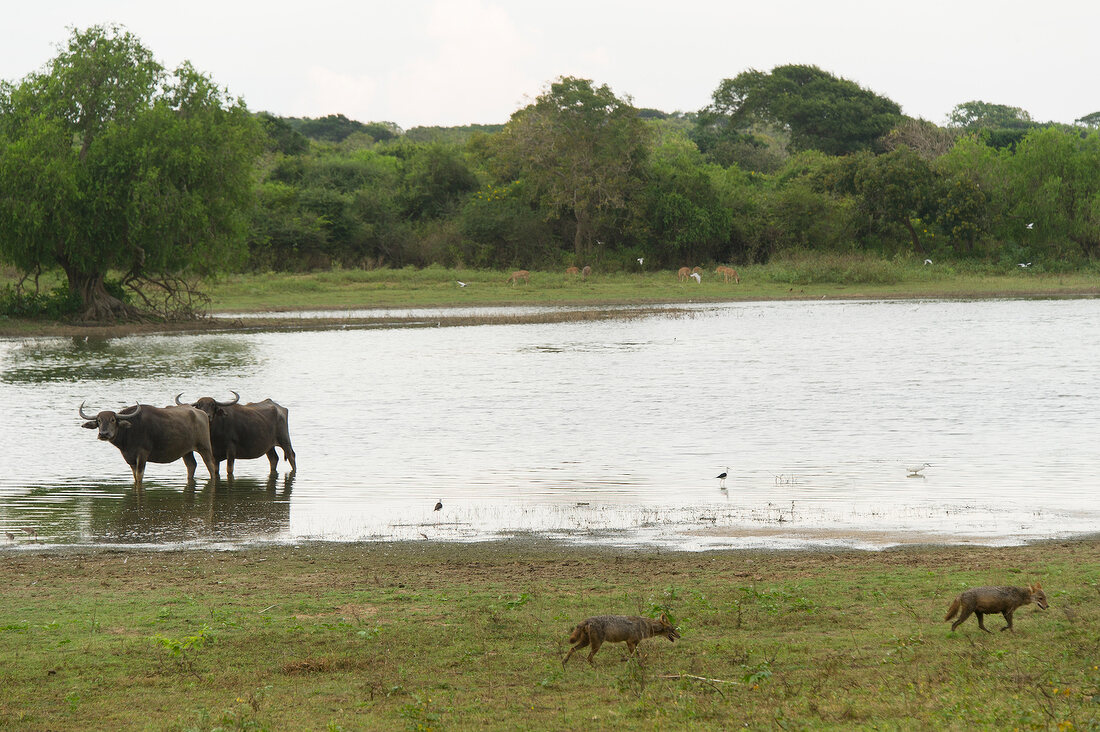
944 598 961 621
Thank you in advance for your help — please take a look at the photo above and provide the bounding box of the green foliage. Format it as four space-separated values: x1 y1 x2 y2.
494 76 651 260
285 114 401 143
1003 128 1100 259
701 64 902 156
0 284 83 318
0 24 261 319
948 100 1034 129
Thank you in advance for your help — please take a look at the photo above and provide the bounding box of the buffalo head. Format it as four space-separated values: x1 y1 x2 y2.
175 391 240 420
80 402 142 442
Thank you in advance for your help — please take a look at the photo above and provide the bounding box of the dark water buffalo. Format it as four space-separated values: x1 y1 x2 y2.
176 391 296 478
79 403 217 489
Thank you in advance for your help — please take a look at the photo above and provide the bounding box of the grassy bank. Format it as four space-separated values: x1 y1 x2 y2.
204 258 1100 312
2 539 1098 730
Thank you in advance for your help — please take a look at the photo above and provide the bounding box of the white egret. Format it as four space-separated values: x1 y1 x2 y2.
906 462 932 476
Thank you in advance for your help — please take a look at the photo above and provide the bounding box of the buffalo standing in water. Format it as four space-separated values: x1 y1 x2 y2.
79 403 217 489
176 391 296 478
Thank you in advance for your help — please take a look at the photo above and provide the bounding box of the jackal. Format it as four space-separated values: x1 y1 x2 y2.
944 582 1048 632
563 613 680 665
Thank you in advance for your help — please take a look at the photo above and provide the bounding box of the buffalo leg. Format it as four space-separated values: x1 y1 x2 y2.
182 452 198 482
283 443 297 473
132 458 146 491
195 447 218 482
266 447 279 473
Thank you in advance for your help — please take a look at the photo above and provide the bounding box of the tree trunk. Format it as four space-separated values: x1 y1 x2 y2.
62 266 140 322
901 218 927 256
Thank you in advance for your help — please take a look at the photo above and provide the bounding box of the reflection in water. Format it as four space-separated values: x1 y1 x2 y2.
0 475 293 546
4 299 1100 550
1 335 258 384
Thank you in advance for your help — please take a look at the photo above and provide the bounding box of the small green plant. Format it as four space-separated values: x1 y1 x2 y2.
154 624 212 677
398 692 441 731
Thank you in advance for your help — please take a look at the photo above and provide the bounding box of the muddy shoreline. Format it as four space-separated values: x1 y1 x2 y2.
4 287 1100 339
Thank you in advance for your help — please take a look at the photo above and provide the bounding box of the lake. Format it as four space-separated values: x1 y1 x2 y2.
2 298 1098 551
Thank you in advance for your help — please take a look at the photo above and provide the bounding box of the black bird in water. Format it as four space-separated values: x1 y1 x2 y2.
715 468 729 489
434 500 443 512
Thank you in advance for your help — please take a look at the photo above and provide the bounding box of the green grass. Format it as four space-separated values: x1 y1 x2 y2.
5 256 1100 322
1 540 1098 730
203 259 1100 313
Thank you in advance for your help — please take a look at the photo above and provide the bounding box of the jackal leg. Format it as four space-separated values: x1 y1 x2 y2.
950 606 974 631
563 636 589 666
975 611 991 633
1000 610 1015 632
586 638 603 664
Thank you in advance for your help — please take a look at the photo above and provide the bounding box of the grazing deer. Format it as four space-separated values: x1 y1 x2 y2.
508 270 530 286
692 266 703 275
565 266 580 275
582 265 591 279
677 266 691 282
716 265 740 284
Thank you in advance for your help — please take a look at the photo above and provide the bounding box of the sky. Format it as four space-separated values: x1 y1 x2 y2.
4 0 1098 130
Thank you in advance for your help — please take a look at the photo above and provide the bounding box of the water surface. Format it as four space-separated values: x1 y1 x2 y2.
3 298 1098 551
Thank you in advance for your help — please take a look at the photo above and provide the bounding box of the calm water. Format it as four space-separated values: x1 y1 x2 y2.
3 298 1099 551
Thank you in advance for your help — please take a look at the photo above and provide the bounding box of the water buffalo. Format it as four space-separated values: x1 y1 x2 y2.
79 403 217 489
175 391 296 478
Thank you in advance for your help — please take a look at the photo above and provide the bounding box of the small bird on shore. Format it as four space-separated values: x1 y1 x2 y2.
456 281 467 287
434 499 443 512
923 259 933 265
715 467 729 489
21 527 37 538
907 463 932 476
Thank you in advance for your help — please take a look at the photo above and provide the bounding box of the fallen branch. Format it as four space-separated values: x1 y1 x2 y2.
659 673 739 696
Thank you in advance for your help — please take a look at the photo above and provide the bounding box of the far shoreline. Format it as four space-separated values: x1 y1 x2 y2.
3 283 1100 340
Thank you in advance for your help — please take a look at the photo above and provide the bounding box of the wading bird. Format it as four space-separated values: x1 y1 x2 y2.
907 462 933 476
715 467 729 489
434 500 443 512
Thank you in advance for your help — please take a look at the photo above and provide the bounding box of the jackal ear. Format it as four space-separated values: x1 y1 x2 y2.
1033 581 1042 589
659 612 670 624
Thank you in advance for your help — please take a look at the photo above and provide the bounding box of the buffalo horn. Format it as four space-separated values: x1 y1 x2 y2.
118 403 142 418
78 401 97 420
217 391 241 407
174 393 186 405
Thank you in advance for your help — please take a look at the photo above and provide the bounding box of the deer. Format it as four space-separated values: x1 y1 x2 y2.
565 266 580 275
677 267 691 282
716 265 740 284
508 270 530 286
582 265 591 279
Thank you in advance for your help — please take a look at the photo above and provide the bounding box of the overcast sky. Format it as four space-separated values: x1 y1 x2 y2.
5 1 1098 130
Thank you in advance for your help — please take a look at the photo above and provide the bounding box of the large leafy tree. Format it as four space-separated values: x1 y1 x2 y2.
699 65 902 156
1006 128 1100 259
493 77 650 260
947 101 1033 129
0 25 261 320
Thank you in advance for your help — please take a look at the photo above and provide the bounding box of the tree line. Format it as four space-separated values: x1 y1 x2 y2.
2 26 1099 320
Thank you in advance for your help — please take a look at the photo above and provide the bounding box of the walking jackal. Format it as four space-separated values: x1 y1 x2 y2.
944 582 1048 632
563 613 680 665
